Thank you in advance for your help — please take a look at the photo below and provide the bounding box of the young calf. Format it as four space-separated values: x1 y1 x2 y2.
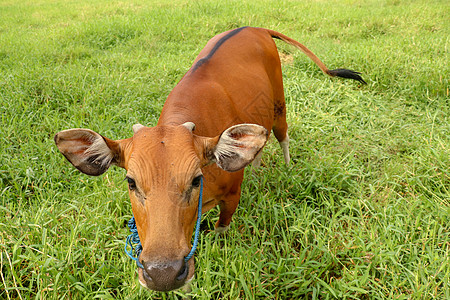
54 27 365 292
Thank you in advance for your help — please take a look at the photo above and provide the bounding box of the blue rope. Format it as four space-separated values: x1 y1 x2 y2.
124 177 204 268
124 217 144 268
184 176 203 262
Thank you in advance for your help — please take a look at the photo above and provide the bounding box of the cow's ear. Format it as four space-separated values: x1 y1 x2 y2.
54 129 128 176
197 124 268 172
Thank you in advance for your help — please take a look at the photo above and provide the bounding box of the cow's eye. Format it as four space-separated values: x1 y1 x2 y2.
126 177 137 190
192 175 202 188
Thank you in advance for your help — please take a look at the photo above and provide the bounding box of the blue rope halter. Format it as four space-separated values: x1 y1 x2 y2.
124 177 203 267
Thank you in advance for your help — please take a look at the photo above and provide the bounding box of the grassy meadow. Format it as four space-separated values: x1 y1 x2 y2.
1 0 449 299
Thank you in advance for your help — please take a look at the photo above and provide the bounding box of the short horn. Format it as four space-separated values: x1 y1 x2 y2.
182 122 196 132
133 123 145 133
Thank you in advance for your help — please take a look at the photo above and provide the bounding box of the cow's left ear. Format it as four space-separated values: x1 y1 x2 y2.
197 124 268 172
54 129 129 176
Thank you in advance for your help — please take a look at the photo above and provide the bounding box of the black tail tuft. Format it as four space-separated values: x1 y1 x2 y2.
328 68 367 84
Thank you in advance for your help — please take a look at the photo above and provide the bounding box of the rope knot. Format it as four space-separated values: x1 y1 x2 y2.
124 217 144 268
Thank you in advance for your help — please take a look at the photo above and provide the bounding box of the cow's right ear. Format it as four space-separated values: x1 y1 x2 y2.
54 129 128 176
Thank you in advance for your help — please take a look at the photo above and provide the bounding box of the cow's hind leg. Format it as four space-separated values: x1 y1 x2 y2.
273 102 290 165
251 150 263 168
279 133 290 165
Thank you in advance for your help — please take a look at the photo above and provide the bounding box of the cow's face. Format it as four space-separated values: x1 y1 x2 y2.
54 123 267 291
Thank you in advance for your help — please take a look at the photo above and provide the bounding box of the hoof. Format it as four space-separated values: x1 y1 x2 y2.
214 225 230 234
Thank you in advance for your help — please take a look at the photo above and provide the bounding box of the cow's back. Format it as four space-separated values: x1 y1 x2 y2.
158 27 283 138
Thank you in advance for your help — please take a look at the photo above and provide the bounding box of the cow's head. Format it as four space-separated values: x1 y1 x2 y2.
54 122 267 291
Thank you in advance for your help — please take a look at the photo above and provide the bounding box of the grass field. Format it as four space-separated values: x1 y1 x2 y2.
1 0 449 299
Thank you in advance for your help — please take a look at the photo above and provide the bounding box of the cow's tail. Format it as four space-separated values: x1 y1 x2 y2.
265 28 366 84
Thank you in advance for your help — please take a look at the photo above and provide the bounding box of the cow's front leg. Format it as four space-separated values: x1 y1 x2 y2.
215 185 242 234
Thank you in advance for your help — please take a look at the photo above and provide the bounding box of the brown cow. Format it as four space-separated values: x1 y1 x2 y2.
54 27 365 292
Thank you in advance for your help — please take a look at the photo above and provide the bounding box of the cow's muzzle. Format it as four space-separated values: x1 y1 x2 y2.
140 259 190 291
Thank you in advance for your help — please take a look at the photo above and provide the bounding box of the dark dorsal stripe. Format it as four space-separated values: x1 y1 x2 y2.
191 27 248 73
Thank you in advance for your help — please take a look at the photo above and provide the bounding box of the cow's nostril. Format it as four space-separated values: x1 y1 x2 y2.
176 261 188 282
142 259 189 291
142 266 153 283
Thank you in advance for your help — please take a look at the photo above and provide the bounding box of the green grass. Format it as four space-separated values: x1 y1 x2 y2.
1 0 448 299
